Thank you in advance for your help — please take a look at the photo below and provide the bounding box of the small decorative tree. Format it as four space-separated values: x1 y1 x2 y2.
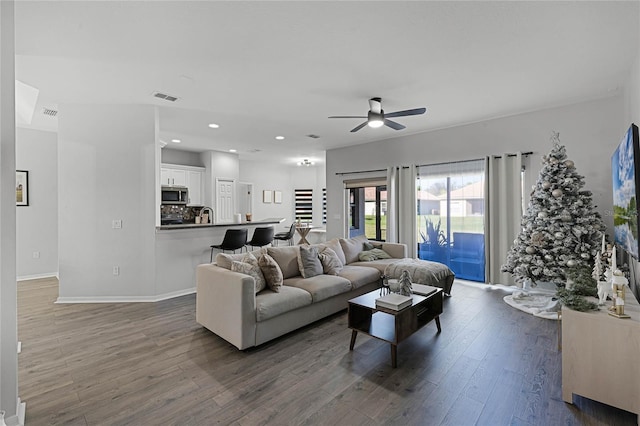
501 132 605 287
398 270 413 296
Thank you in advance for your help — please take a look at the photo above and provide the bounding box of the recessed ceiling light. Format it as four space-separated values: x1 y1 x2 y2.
208 123 219 128
229 149 237 153
171 139 181 143
275 136 285 140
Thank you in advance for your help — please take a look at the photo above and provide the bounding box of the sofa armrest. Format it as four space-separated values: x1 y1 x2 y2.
378 242 407 259
196 264 257 350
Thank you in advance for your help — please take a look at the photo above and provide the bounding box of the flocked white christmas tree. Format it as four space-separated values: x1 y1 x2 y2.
501 132 605 287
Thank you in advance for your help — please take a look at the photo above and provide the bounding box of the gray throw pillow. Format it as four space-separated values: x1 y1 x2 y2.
318 247 343 275
297 245 323 278
258 253 283 292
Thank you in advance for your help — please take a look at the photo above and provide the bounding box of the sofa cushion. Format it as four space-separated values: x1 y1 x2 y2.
231 259 266 293
266 246 301 279
320 238 347 266
284 275 352 303
258 253 283 292
318 247 343 275
339 234 369 264
256 286 313 322
338 265 381 290
297 245 323 278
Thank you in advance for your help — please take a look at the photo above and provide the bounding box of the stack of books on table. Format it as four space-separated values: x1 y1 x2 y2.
375 293 412 311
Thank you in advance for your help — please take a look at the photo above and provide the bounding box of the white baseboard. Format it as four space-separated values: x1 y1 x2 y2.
17 272 58 282
55 287 196 304
4 398 26 426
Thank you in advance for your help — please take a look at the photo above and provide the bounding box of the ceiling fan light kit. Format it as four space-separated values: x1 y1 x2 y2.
329 97 426 132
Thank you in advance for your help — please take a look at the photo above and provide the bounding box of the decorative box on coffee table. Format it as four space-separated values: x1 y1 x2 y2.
348 285 443 367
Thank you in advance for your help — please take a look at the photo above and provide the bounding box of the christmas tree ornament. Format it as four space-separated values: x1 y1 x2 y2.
555 232 564 239
580 253 590 259
526 246 536 254
537 211 548 218
565 160 575 168
552 189 563 198
542 181 551 189
567 259 577 267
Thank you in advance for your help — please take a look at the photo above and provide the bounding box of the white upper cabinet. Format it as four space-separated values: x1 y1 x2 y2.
161 164 205 205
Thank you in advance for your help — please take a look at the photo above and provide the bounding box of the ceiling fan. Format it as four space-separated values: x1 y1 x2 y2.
329 97 426 133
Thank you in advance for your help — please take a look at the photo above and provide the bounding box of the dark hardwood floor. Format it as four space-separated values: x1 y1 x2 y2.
17 277 637 425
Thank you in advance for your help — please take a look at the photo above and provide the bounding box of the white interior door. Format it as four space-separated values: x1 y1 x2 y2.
216 178 235 223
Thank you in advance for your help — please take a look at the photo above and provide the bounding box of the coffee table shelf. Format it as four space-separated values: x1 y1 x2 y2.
348 287 443 367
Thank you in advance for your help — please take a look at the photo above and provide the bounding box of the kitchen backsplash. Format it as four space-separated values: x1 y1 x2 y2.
160 205 204 223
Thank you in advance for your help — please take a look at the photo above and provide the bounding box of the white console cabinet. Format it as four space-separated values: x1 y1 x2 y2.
161 164 205 206
562 287 640 422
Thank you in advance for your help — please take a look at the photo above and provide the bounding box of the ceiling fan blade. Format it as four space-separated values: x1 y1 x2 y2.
328 115 367 119
384 107 426 118
350 121 369 132
384 119 406 131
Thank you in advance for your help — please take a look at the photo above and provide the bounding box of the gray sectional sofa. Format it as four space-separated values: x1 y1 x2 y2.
196 235 453 350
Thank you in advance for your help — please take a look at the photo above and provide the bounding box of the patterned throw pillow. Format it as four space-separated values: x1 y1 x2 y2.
318 247 343 275
358 247 393 262
258 253 283 292
231 252 266 293
297 245 323 278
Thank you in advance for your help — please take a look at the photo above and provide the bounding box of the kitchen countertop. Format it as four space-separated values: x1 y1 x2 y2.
157 217 285 231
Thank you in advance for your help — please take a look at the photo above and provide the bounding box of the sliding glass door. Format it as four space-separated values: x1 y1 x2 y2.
417 160 486 281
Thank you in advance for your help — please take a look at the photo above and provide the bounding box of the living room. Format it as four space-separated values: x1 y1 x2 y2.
1 1 640 425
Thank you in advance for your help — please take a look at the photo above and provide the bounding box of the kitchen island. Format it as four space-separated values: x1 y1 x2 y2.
153 218 286 301
157 217 285 231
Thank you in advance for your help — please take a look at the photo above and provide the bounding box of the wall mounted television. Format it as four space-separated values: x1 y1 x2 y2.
612 123 640 259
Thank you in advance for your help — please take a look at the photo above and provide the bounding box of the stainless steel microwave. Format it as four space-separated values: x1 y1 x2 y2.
161 185 189 205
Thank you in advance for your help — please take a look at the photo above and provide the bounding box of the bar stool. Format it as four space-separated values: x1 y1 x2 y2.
274 223 296 246
210 228 248 262
246 227 274 250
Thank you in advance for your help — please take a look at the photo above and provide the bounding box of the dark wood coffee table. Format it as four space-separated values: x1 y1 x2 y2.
348 286 443 367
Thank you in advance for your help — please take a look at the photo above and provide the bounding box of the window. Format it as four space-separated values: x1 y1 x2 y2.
322 188 327 224
345 180 387 241
295 188 313 222
417 160 486 281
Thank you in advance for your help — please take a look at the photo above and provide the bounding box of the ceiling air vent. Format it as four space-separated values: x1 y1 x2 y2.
42 107 58 117
306 134 320 139
248 149 262 153
152 92 179 102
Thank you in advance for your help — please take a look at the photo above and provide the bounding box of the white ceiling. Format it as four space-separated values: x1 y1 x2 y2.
14 1 639 165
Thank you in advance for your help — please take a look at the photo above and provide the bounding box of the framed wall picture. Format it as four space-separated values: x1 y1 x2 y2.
16 170 29 207
263 190 272 203
274 190 282 204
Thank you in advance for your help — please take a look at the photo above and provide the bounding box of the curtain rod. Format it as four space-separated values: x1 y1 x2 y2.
416 151 533 168
336 152 533 175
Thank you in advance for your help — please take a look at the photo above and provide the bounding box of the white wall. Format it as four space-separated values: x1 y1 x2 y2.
57 104 158 300
0 0 19 421
161 148 204 167
239 159 327 228
16 128 58 280
326 96 625 242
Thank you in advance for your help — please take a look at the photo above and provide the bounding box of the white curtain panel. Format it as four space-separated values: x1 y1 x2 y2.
399 165 417 258
386 166 399 243
486 153 523 285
